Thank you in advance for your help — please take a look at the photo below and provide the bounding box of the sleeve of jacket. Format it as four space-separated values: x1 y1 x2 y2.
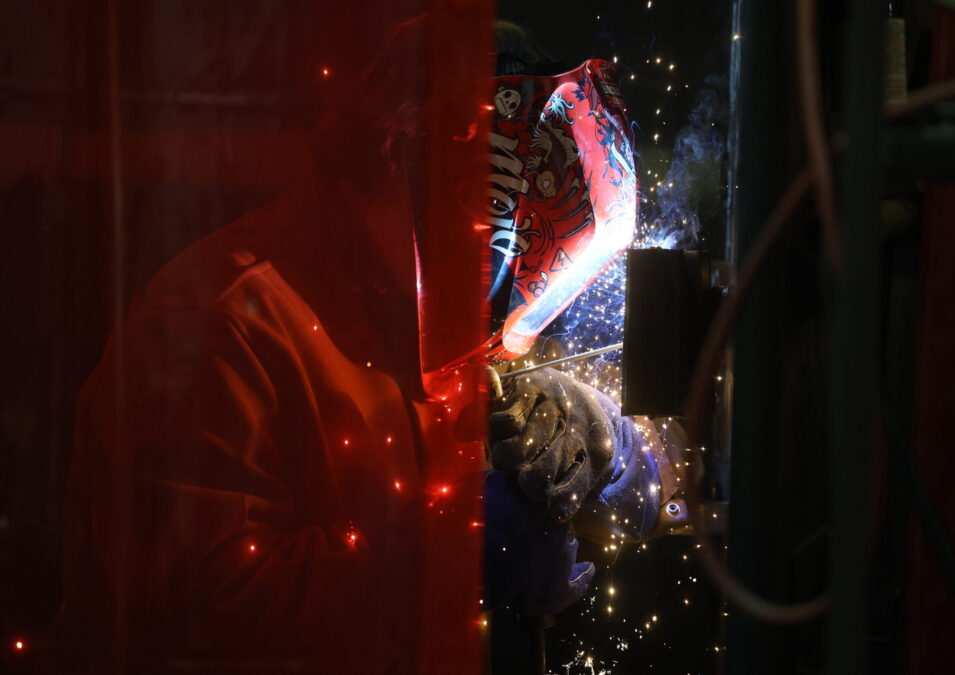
80 305 405 668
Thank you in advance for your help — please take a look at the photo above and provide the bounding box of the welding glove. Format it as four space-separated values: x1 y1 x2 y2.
483 470 596 615
489 367 684 542
568 410 692 543
488 367 616 522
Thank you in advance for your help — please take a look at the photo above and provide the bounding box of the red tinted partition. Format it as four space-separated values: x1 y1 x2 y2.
411 3 494 673
2 2 492 673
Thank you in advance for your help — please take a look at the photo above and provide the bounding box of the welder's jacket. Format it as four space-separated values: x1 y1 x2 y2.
49 177 482 673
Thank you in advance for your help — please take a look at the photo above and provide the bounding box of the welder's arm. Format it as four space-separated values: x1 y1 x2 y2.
78 308 412 668
483 470 595 615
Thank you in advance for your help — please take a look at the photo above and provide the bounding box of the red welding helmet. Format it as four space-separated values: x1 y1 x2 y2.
486 59 638 361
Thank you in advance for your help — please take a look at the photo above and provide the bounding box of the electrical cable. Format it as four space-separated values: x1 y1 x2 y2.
796 0 843 272
678 78 955 624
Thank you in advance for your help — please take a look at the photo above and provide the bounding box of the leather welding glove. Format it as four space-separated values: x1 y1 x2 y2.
483 470 596 615
573 413 689 543
488 367 615 522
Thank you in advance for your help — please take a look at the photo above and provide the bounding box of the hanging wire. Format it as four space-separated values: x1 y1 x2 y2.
796 0 842 272
678 77 955 624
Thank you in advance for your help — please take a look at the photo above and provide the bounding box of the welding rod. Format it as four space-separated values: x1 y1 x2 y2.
498 342 624 380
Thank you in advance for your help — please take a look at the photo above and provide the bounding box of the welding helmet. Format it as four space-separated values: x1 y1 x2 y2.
486 59 638 361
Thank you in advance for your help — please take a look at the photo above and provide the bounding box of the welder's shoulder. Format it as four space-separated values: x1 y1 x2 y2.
136 191 311 329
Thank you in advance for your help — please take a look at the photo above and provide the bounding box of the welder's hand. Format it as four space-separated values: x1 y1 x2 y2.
573 416 689 543
488 367 615 521
483 471 596 615
573 415 661 542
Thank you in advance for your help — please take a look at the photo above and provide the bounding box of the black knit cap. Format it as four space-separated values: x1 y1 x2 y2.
494 20 565 77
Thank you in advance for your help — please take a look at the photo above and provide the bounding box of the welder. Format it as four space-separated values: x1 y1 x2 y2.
42 14 679 674
481 22 686 617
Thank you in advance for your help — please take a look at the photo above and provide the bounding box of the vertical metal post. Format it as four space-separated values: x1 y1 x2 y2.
828 1 884 673
725 0 797 672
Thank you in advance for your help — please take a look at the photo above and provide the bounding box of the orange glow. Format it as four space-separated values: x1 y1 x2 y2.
453 122 478 143
425 483 453 505
321 67 331 78
393 480 402 492
14 640 24 651
248 543 256 552
343 438 350 447
386 435 393 444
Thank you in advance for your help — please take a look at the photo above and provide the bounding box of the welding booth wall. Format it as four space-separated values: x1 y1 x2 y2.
1 1 492 673
905 8 955 671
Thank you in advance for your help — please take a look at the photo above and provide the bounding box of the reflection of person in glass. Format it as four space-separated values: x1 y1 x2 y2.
45 13 491 674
